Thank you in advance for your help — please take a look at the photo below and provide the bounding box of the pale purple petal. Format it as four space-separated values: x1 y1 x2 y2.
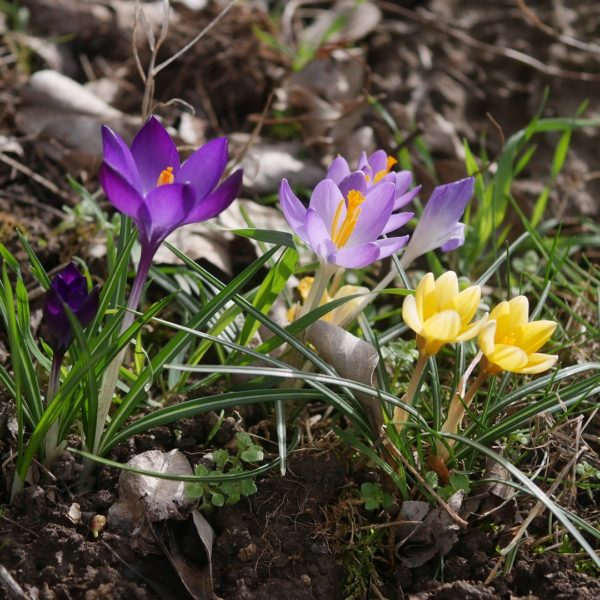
440 224 465 251
131 116 180 195
395 171 413 196
308 179 344 232
338 171 368 198
345 182 395 247
141 183 195 247
367 150 388 174
280 179 308 240
394 184 421 210
99 163 144 218
326 156 351 184
101 126 142 193
400 177 474 266
183 169 242 224
305 208 335 258
330 243 380 268
373 235 409 258
357 151 369 170
176 137 227 200
382 211 413 235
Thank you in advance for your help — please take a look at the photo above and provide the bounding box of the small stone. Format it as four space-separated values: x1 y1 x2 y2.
238 542 257 562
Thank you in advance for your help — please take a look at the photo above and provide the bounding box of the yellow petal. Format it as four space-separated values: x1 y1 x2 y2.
514 352 558 374
486 344 528 372
455 314 488 342
330 285 368 326
415 272 436 321
479 320 497 355
297 277 314 301
402 294 423 334
508 296 529 327
422 310 461 342
489 300 510 323
433 271 458 311
516 320 557 354
450 285 481 325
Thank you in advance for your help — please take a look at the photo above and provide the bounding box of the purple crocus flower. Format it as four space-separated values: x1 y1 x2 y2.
400 177 474 266
326 150 421 211
99 116 243 257
42 263 99 355
279 177 410 269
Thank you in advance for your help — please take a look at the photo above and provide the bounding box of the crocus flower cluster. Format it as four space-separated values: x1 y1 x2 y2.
42 263 99 356
280 149 474 270
100 116 243 259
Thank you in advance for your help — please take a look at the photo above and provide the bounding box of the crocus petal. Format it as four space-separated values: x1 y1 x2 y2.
489 300 510 323
176 137 228 200
131 116 180 195
382 211 413 235
517 320 557 354
508 296 529 327
368 150 388 174
338 171 368 198
440 224 465 252
305 208 335 259
279 179 308 240
330 243 380 268
346 182 395 246
56 263 85 287
422 310 462 342
326 156 351 184
487 344 529 371
402 294 423 334
434 271 459 310
400 177 474 266
454 315 487 342
416 272 436 322
448 285 481 324
141 183 195 247
99 163 144 218
357 151 369 171
101 125 142 193
394 185 421 210
373 235 409 258
395 171 413 196
309 179 345 232
77 287 100 328
515 353 558 374
479 320 497 356
183 169 242 224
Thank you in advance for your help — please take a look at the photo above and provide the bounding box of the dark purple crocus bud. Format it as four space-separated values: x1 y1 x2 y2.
42 263 100 355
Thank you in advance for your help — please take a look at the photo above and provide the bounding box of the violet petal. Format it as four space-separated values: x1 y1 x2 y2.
176 137 228 200
101 125 142 193
131 116 180 195
99 163 144 218
183 169 242 224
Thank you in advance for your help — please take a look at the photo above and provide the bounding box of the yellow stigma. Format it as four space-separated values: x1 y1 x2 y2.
157 166 175 186
373 155 397 184
330 189 366 248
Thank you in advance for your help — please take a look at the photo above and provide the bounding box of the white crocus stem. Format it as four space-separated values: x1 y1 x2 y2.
298 260 339 320
392 352 428 435
92 251 154 453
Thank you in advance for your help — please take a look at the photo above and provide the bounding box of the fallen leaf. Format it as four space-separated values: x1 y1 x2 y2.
307 320 383 435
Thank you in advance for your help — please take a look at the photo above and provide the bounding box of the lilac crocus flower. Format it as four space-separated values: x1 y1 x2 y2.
42 263 99 356
279 177 410 269
99 116 243 258
327 150 421 211
400 177 474 266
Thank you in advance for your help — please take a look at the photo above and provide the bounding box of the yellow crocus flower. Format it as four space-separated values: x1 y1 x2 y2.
402 271 486 356
479 296 558 374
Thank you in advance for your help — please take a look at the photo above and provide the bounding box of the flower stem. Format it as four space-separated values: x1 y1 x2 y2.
392 352 428 435
44 350 64 465
298 260 338 320
92 250 154 453
435 369 489 463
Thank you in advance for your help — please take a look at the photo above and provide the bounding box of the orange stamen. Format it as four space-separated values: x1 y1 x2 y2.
373 155 398 184
330 189 366 248
157 166 175 186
